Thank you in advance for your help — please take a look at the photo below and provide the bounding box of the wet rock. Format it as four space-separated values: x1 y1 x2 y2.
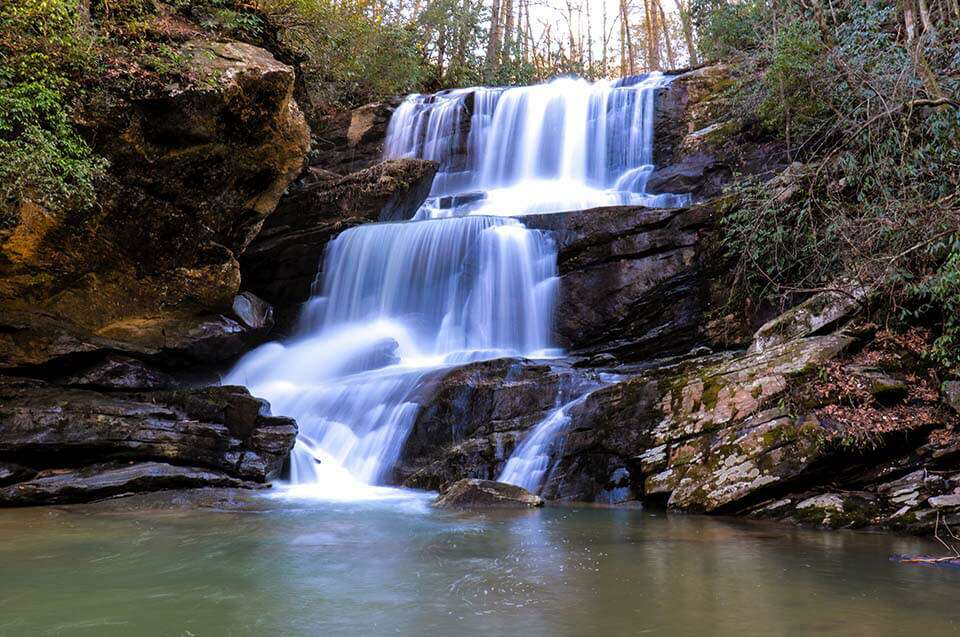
0 377 297 497
396 358 576 490
241 159 438 325
433 479 543 509
524 204 716 360
0 462 258 507
0 40 309 371
0 462 36 486
750 282 870 353
232 292 274 334
541 336 850 506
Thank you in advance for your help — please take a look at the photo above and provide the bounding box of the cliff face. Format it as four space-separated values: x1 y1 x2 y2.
0 39 312 502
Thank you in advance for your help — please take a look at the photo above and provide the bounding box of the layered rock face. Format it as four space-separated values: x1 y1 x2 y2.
397 286 959 532
395 358 590 490
0 40 312 503
0 377 296 505
648 64 787 201
525 203 717 360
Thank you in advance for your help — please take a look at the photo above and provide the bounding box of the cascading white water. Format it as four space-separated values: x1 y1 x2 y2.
384 72 691 218
225 216 559 495
227 72 681 496
497 394 590 493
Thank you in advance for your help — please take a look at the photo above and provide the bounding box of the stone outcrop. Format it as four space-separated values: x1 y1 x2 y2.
749 282 871 353
433 479 543 509
396 358 587 489
397 324 958 532
0 377 296 505
0 40 310 371
309 101 401 174
650 65 787 201
524 203 718 360
241 159 437 327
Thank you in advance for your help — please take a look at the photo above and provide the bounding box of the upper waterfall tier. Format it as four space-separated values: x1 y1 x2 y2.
384 73 691 217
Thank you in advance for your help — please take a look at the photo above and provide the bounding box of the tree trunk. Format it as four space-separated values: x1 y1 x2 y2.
585 0 594 77
917 0 936 33
620 0 635 75
676 0 698 66
658 1 675 69
486 0 502 79
904 0 917 41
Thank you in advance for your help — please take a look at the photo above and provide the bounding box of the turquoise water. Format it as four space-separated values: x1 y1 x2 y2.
0 488 956 636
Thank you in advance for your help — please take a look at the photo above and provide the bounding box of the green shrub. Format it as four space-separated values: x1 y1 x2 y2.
711 0 960 369
0 0 107 215
691 0 766 61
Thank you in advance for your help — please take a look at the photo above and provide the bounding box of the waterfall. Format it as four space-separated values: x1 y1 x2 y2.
227 72 681 497
384 72 691 218
225 216 559 495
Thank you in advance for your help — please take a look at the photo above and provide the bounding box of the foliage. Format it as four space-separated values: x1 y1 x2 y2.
712 0 960 369
690 0 766 60
0 0 107 215
257 0 426 107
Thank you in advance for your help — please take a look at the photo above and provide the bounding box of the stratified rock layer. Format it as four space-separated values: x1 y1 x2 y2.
0 377 296 505
241 159 438 325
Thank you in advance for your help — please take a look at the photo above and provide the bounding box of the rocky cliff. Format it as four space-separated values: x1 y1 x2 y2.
0 39 314 503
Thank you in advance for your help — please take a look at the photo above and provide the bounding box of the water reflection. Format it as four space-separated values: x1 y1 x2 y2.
0 493 956 636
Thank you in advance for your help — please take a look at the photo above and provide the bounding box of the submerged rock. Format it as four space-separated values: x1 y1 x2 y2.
433 479 543 509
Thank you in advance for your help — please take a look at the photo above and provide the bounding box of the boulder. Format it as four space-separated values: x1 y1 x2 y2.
749 282 871 353
0 376 297 505
309 101 400 174
433 479 544 509
0 40 310 371
241 159 438 325
396 358 580 489
524 204 716 360
59 355 178 391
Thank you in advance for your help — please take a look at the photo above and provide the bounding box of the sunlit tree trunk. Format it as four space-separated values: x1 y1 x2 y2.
485 0 502 78
620 0 635 75
658 1 675 69
676 0 698 66
502 0 514 67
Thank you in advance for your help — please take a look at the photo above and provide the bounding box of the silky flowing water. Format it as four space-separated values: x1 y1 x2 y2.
9 74 956 635
1 491 957 636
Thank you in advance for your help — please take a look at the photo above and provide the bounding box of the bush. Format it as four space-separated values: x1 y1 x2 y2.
691 0 767 61
0 0 107 215
712 0 960 370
